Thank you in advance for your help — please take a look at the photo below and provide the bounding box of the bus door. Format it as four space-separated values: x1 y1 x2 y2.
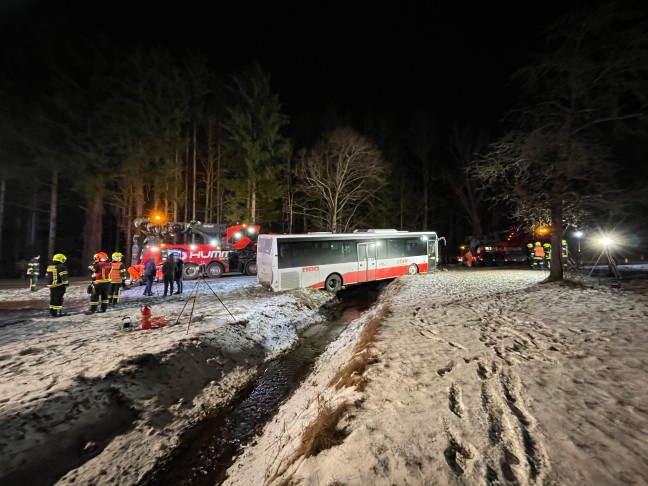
427 237 437 271
357 242 377 282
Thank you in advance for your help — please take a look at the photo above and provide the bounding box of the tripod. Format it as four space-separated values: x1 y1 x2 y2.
174 273 238 334
588 248 622 281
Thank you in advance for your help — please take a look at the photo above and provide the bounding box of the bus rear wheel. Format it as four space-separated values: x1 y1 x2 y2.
245 261 258 276
407 264 419 275
206 262 224 278
324 274 342 292
183 263 199 280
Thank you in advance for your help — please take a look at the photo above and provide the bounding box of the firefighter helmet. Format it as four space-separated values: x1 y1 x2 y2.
53 253 67 263
543 242 551 248
535 242 541 246
97 251 108 261
112 252 123 261
527 243 533 248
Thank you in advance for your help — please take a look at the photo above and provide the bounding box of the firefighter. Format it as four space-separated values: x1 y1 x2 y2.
88 253 99 275
533 242 545 270
561 240 569 259
543 242 552 269
87 251 112 313
109 252 127 305
46 253 69 317
526 243 534 268
27 254 40 291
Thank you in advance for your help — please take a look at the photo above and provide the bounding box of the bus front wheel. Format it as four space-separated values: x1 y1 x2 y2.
206 262 224 278
245 261 258 276
407 264 419 275
183 263 199 280
324 274 342 292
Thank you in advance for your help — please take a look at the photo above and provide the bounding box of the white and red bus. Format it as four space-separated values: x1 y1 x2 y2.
257 229 438 292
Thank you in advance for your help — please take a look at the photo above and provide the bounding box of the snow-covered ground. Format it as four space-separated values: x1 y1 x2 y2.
1 268 647 485
222 268 648 486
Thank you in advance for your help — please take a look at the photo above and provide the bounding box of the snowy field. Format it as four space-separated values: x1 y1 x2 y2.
1 268 647 485
223 268 648 486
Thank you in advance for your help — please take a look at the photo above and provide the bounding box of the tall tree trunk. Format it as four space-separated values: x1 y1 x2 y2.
82 192 104 273
422 175 429 231
399 176 405 231
47 170 58 260
125 195 133 266
0 176 5 263
173 149 179 222
28 191 37 254
216 137 222 224
251 180 256 224
548 202 564 282
192 124 197 223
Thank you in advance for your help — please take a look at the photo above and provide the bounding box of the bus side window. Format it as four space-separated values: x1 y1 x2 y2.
278 242 293 268
342 241 357 263
376 239 387 260
387 238 406 258
358 244 366 260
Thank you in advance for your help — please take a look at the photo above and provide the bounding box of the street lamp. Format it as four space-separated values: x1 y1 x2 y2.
574 231 583 253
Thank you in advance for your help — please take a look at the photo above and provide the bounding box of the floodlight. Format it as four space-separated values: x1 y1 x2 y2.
596 234 618 248
209 239 218 246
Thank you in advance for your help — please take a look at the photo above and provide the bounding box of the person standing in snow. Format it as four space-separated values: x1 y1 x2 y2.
108 252 127 305
143 257 156 296
174 256 184 294
46 253 69 317
162 252 175 297
87 252 112 313
533 242 545 270
26 255 40 291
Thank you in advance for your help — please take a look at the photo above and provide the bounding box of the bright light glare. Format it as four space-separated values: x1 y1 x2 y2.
598 236 614 248
421 236 428 241
209 239 218 246
234 232 242 238
247 227 256 234
151 247 159 252
190 245 197 250
574 231 583 238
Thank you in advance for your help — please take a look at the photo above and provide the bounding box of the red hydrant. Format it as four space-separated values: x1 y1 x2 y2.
141 305 152 330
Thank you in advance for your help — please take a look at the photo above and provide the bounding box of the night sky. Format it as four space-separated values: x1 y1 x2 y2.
1 0 570 139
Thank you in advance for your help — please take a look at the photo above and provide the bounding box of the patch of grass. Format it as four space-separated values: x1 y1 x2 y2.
268 400 351 484
328 305 390 390
19 347 43 356
296 400 350 459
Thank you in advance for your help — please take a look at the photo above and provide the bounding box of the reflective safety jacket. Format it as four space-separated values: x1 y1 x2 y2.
27 258 40 276
110 261 127 284
543 243 551 258
534 245 545 258
46 261 69 288
91 260 113 284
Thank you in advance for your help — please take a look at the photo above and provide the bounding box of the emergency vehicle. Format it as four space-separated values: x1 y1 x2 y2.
458 230 532 267
128 219 260 282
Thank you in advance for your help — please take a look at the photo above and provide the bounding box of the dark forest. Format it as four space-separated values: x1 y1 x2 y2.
1 0 647 278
